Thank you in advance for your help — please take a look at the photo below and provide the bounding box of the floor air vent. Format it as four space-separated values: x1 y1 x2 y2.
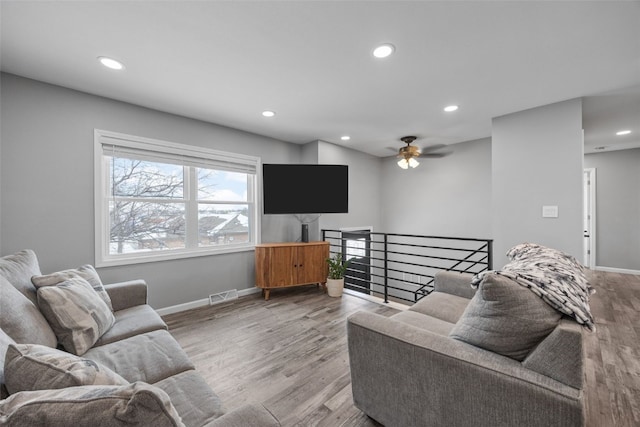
209 289 238 306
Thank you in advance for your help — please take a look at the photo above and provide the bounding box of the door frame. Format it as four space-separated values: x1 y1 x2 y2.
340 226 374 295
583 168 596 268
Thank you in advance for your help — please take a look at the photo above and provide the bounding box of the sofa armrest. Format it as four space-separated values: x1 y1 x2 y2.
202 403 280 427
104 279 148 311
433 271 476 298
347 311 584 427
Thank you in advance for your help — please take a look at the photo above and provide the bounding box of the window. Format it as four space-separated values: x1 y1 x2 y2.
94 130 259 266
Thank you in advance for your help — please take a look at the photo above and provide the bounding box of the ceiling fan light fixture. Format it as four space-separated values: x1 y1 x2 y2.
396 135 420 169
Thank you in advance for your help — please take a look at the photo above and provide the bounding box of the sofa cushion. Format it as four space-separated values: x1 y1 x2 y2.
0 382 185 427
32 264 113 311
433 271 476 299
154 370 225 426
4 343 127 394
37 277 115 355
94 305 168 347
84 330 195 384
0 249 41 306
409 291 471 324
391 311 456 336
0 276 57 348
449 272 562 361
1 329 16 399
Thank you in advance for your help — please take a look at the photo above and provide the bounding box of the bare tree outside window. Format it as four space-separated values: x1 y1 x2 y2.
109 158 186 254
107 158 250 254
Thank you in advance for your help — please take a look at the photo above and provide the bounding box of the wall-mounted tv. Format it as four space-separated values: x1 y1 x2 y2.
262 164 349 214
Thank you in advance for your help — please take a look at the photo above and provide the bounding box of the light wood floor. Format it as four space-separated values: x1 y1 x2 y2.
163 271 640 427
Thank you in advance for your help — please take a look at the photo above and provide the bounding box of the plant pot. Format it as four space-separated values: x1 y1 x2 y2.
326 278 344 297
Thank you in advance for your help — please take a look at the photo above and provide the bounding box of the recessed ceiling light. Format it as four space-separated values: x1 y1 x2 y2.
373 44 395 59
616 130 631 136
98 56 124 70
444 105 459 112
262 110 276 117
341 136 351 141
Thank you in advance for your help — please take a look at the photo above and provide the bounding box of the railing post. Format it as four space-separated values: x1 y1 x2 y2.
383 234 389 303
321 229 326 241
487 240 493 270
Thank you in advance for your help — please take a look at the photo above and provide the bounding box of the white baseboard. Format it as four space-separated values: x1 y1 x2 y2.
156 287 261 316
594 266 640 276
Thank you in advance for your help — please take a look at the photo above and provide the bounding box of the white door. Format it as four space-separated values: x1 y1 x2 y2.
583 168 596 268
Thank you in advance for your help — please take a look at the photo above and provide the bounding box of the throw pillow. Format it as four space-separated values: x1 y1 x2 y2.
449 272 562 361
3 343 127 395
472 242 595 330
0 382 185 427
1 329 16 398
0 249 41 306
32 264 113 311
37 277 115 356
0 276 58 348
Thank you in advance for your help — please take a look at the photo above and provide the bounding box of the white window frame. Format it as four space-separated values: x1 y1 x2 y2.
94 129 261 267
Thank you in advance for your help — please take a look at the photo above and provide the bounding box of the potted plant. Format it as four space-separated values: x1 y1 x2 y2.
326 253 349 297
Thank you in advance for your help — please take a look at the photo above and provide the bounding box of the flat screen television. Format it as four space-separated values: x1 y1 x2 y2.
262 164 349 214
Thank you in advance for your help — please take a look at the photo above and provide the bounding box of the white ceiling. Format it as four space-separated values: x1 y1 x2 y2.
1 1 639 157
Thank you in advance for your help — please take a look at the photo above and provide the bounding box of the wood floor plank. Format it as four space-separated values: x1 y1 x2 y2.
164 272 640 427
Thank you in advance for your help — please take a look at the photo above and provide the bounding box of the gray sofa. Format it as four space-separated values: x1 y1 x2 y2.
348 270 586 427
0 249 279 426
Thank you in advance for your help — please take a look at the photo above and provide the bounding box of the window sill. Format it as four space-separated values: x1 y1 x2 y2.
95 244 256 268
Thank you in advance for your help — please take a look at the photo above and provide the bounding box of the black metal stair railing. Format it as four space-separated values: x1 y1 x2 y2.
322 229 493 304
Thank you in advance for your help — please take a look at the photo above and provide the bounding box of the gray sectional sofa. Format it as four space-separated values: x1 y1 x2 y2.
0 249 279 426
348 243 591 427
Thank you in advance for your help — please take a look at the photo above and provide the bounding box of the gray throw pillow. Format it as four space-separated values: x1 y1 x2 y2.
0 276 57 348
4 343 128 395
0 249 41 306
0 382 185 427
32 264 114 311
1 328 16 398
37 277 115 356
449 272 562 361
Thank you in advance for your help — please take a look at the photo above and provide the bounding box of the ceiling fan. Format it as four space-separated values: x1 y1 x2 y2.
393 136 449 169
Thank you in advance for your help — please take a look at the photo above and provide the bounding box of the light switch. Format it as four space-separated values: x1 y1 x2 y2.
542 205 559 218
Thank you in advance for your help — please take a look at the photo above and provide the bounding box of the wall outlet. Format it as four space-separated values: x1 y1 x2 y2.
542 205 559 218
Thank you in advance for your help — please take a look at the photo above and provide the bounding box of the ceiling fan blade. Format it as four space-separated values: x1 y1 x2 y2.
419 144 447 153
421 153 449 158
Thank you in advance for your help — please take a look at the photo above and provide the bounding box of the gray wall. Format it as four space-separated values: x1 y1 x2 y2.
584 148 640 270
316 140 383 237
0 73 301 309
379 138 492 239
492 99 584 267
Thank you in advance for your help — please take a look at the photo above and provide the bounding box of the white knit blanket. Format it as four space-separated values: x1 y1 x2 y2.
472 243 596 331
